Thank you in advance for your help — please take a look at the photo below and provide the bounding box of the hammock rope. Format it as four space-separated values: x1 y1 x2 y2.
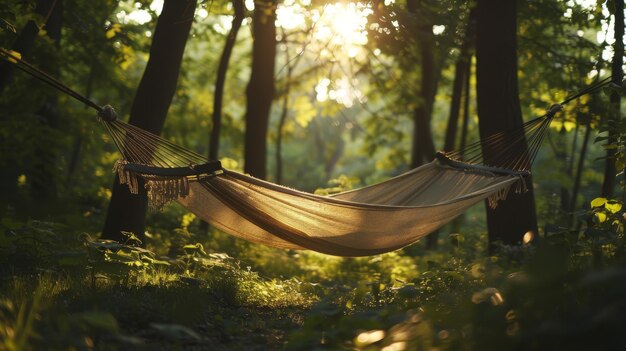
0 47 617 256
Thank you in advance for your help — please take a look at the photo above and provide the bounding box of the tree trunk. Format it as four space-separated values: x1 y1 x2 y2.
443 9 475 152
29 0 63 202
443 57 467 152
0 0 60 200
407 0 441 249
66 61 96 185
275 87 289 184
459 57 471 154
209 0 245 161
276 32 292 185
569 121 591 226
560 123 579 211
407 0 437 168
243 0 277 179
200 0 245 234
476 0 537 247
101 0 197 243
0 0 59 95
601 0 624 198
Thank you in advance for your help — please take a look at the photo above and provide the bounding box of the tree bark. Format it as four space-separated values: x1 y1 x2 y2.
101 0 197 243
275 81 289 184
443 9 475 152
200 0 245 234
601 0 624 198
443 56 467 152
66 61 96 185
0 0 60 200
407 0 437 168
570 121 591 226
209 0 245 162
243 0 277 179
29 0 63 202
459 57 471 153
476 0 537 247
0 0 59 95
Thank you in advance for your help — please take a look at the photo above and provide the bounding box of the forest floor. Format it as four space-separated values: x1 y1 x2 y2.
2 211 626 350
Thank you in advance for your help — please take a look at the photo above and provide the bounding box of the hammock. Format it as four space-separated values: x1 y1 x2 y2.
0 48 613 256
101 105 550 256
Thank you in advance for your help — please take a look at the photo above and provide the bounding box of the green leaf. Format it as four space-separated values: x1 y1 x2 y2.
602 144 618 150
591 197 607 208
595 136 609 142
182 243 207 256
121 231 142 246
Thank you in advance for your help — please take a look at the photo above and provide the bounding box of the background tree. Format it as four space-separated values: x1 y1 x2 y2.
101 0 197 243
209 0 245 162
199 0 245 234
407 0 437 168
600 0 624 197
28 0 63 202
443 8 475 153
476 0 537 247
0 0 61 202
0 0 58 95
243 0 277 179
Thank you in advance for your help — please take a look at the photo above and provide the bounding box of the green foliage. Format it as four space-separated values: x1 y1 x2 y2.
0 0 624 349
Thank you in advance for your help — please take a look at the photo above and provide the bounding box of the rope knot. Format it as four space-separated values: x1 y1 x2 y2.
547 104 563 117
98 105 118 122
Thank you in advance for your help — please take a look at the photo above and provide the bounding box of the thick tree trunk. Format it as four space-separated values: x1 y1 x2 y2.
601 0 624 197
409 34 437 168
407 0 437 168
243 0 277 179
407 0 441 249
101 0 197 243
476 0 537 247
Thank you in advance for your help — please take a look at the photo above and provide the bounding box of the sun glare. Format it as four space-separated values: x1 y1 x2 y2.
277 1 372 107
121 0 373 106
282 2 372 52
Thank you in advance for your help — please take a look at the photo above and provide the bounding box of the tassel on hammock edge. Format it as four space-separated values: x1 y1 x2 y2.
113 159 139 194
145 177 190 210
113 159 190 209
487 176 529 209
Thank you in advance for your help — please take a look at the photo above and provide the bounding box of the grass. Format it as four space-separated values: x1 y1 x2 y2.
2 209 626 350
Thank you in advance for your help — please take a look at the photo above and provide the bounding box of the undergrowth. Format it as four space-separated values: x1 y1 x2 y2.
1 197 626 350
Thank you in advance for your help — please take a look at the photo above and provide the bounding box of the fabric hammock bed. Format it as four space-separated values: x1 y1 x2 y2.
0 48 615 257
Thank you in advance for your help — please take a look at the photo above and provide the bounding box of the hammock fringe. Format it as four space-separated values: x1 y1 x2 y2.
114 159 190 209
145 177 190 209
486 175 529 209
114 159 139 194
